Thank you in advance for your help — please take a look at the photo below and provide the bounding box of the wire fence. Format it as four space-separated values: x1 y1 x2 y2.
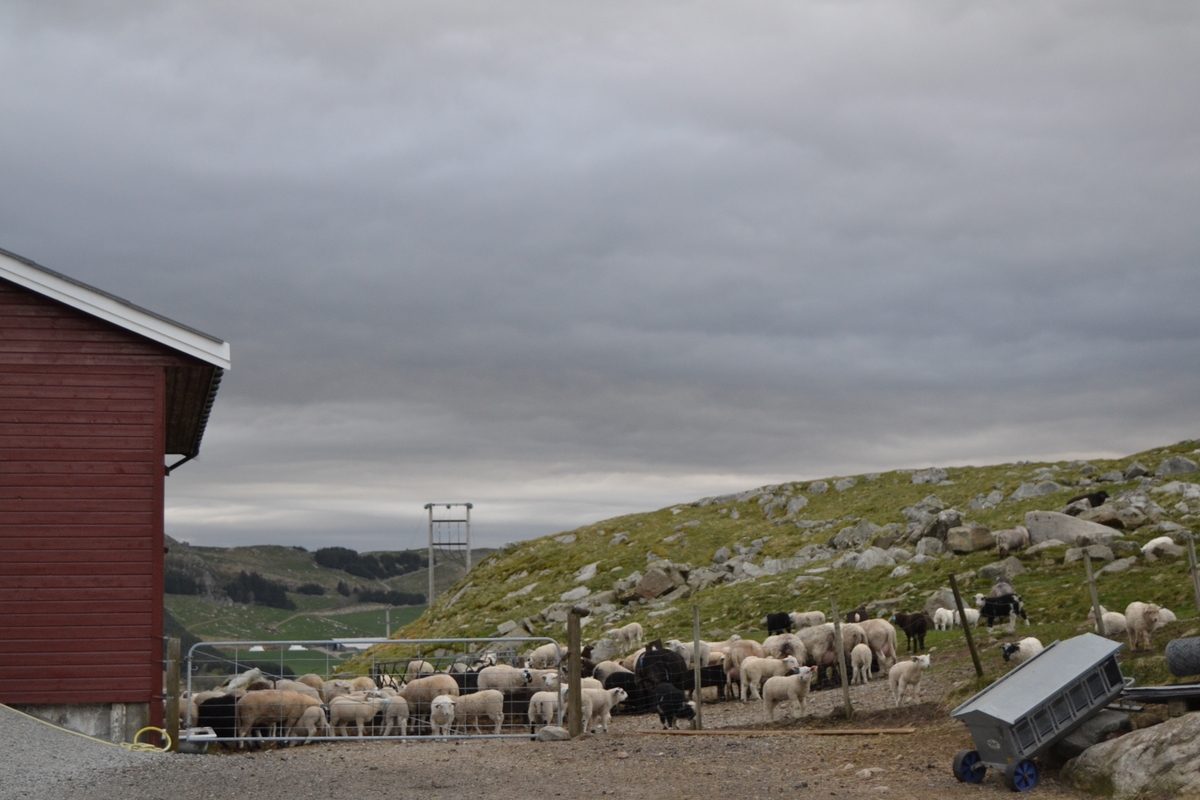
183 637 565 746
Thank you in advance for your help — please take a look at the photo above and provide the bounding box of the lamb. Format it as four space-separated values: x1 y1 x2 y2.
295 673 325 691
761 633 806 662
429 695 456 738
975 593 1029 627
994 526 1031 557
619 647 647 672
1001 637 1044 666
349 676 378 692
850 643 873 685
666 639 712 669
844 607 868 624
762 666 813 721
448 689 505 734
380 695 409 736
1097 611 1127 637
398 674 460 727
592 660 632 683
539 672 602 691
739 655 800 702
236 690 322 742
857 618 899 673
1155 608 1178 630
527 642 563 669
953 608 981 627
1142 536 1184 562
274 679 321 701
608 622 644 649
1125 602 1162 650
289 704 330 743
888 654 931 707
789 610 826 630
404 659 436 682
476 665 535 691
723 639 766 699
527 686 592 733
933 608 954 631
320 679 354 704
582 686 628 733
329 693 383 737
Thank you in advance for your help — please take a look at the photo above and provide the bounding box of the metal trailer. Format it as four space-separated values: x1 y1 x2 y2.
948 633 1127 792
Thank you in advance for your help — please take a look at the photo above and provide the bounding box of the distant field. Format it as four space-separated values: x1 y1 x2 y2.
165 594 426 644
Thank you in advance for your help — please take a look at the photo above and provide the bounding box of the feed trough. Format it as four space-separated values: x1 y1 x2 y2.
949 633 1126 792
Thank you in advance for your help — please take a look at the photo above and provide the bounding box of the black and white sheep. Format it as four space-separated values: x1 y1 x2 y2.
974 593 1029 628
654 683 696 729
1000 637 1043 666
764 612 793 635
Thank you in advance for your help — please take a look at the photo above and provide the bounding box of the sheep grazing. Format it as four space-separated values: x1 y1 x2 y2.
380 695 409 736
449 689 505 734
582 686 628 732
953 608 981 628
994 526 1031 557
739 656 800 702
857 618 899 673
476 665 534 692
1096 611 1127 637
236 690 322 743
933 608 954 631
789 610 826 630
723 639 766 699
429 695 456 738
654 683 696 729
764 612 794 635
888 654 931 707
890 612 932 653
1142 536 1184 562
1001 637 1044 666
762 666 813 721
975 593 1029 628
1126 602 1162 650
762 633 807 662
608 622 644 649
289 704 330 743
850 643 873 685
329 693 384 737
528 642 563 669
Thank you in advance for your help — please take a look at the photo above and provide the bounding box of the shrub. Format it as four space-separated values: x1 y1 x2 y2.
355 587 425 606
296 583 325 596
164 569 201 595
224 571 296 610
337 580 350 597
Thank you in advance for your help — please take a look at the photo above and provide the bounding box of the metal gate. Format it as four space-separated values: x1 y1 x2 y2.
183 637 564 746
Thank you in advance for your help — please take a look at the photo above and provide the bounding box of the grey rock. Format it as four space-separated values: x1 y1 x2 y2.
912 467 948 485
554 533 577 545
923 589 959 616
830 520 881 551
910 554 938 565
729 509 740 520
978 557 1026 581
613 571 642 593
854 547 896 571
1025 510 1123 545
834 477 857 492
1009 480 1065 501
496 620 519 635
889 565 912 579
831 552 860 570
786 496 809 515
712 546 732 565
794 544 836 562
1078 464 1099 475
609 533 627 546
1098 470 1125 483
1049 709 1131 763
1158 455 1199 477
1063 545 1115 564
1025 539 1067 556
587 590 618 607
1124 461 1150 480
535 725 572 742
542 603 571 624
1099 557 1138 575
793 575 826 584
922 509 964 542
808 480 829 494
1063 710 1200 797
1155 520 1186 534
915 537 944 556
945 524 995 554
887 547 912 562
574 562 600 582
870 523 903 550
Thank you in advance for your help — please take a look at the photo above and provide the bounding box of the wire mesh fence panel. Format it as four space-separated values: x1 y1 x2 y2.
183 637 567 746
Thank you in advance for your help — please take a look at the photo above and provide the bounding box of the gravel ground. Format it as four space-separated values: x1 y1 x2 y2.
2 664 1098 800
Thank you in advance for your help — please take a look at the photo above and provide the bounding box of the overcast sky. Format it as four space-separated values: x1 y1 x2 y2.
2 2 1197 551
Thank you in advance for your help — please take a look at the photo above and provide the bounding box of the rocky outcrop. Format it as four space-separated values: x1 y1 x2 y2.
829 520 880 550
978 557 1025 581
1009 480 1065 501
1063 711 1200 798
1025 510 1125 546
1157 455 1198 477
945 524 994 554
911 468 948 485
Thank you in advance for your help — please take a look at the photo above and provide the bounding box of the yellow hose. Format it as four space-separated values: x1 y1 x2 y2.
125 726 172 753
1 703 170 753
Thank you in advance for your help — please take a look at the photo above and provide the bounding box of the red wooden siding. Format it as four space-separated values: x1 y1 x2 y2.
0 279 193 708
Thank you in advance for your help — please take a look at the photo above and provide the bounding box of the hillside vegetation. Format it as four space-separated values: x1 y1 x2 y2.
357 439 1200 688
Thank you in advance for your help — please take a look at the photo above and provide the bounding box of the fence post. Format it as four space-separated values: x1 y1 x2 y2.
949 574 983 678
692 605 703 731
1185 533 1200 620
567 609 584 738
1083 552 1106 635
165 637 180 752
830 596 853 720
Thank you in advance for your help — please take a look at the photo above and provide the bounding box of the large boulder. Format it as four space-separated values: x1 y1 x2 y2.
923 588 958 617
911 468 948 485
829 520 881 551
1025 510 1124 546
945 524 994 554
1157 455 1199 477
1063 545 1115 565
915 537 944 556
921 509 964 542
634 568 676 600
978 557 1026 581
854 547 895 571
1123 461 1149 480
901 495 946 538
1048 710 1132 763
1009 480 1065 501
1063 711 1200 798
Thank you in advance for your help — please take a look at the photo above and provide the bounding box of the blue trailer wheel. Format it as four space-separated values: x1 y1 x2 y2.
1005 759 1038 792
953 750 986 784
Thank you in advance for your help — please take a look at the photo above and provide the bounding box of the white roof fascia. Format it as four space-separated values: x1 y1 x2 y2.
0 250 230 370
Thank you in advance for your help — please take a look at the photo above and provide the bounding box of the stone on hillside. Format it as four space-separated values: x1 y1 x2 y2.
793 575 826 584
795 543 836 562
712 546 732 565
1099 557 1137 575
910 554 938 565
915 537 944 556
1049 709 1131 763
1098 470 1124 483
830 520 881 551
834 477 857 492
635 568 675 600
912 467 948 485
574 562 600 582
1123 461 1149 480
496 620 520 635
586 589 617 607
1143 538 1184 561
1079 504 1124 528
1062 710 1200 798
855 547 895 571
1064 545 1115 564
946 524 995 554
1025 510 1124 545
870 524 903 550
535 725 571 742
1078 464 1099 475
687 568 727 592
560 586 590 602
1114 506 1148 529
1025 539 1067 556
542 603 571 623
978 557 1025 581
730 509 739 519
923 589 958 616
609 533 627 546
968 490 1004 510
554 533 577 545
887 547 912 562
505 582 538 599
920 509 964 542
808 480 828 494
1158 455 1199 476
1009 481 1065 501
832 552 860 570
590 638 621 663
786 496 809 515
889 565 912 579
613 570 641 593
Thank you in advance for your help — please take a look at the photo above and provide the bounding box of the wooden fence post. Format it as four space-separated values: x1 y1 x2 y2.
568 609 584 738
692 605 703 730
1185 533 1200 620
1083 552 1107 635
949 574 983 678
830 596 853 720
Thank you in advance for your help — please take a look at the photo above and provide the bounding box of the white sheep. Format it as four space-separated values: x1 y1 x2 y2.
349 676 378 692
582 686 628 733
329 693 384 737
380 695 409 736
236 690 321 743
1093 611 1127 637
449 689 505 734
619 647 647 672
761 633 807 663
404 659 436 682
477 665 534 691
539 673 602 690
789 610 826 630
666 639 712 669
953 608 981 627
1142 536 1184 562
850 643 873 685
724 639 767 700
739 655 800 702
289 704 330 743
858 618 899 673
528 642 563 669
1001 637 1044 666
888 654 931 707
320 679 354 704
592 660 632 683
1125 602 1162 650
429 694 456 738
224 667 264 691
762 666 813 721
527 687 592 732
933 608 954 631
607 622 644 649
1155 608 1178 630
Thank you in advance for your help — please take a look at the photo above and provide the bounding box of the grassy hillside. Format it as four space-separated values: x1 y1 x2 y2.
353 439 1200 688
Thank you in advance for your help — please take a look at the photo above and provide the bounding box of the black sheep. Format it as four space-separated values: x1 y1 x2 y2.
765 612 793 635
890 612 933 653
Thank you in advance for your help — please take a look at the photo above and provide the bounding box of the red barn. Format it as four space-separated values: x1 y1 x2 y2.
0 247 229 740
